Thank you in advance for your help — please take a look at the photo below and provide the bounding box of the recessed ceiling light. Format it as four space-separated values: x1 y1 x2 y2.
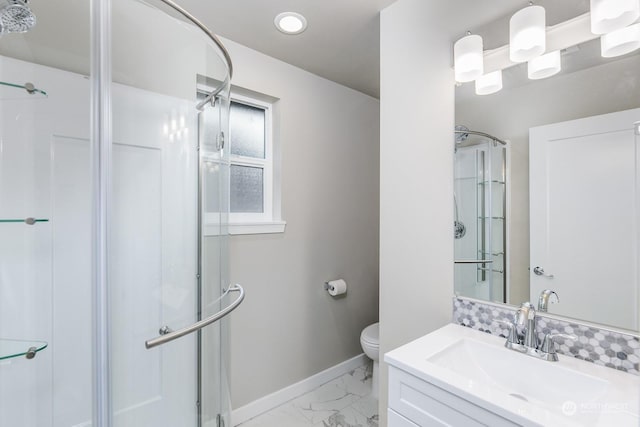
274 12 307 35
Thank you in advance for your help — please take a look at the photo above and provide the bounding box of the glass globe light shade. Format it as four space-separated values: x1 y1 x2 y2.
590 0 640 35
510 5 546 63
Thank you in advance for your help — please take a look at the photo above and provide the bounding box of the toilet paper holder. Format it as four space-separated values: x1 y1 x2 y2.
324 279 347 296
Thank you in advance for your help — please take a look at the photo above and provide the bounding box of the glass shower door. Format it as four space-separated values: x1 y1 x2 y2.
109 1 233 426
0 0 235 425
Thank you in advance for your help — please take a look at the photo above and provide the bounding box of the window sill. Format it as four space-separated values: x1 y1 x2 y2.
229 221 286 235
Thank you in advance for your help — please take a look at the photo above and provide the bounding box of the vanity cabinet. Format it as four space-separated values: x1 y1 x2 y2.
388 366 519 427
385 324 640 427
388 408 420 427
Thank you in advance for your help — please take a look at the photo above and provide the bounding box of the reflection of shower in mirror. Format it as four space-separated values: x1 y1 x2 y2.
453 127 508 303
0 0 36 35
453 194 466 239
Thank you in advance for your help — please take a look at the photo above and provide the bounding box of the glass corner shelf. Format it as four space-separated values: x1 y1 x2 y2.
0 218 49 225
0 81 47 100
0 338 48 361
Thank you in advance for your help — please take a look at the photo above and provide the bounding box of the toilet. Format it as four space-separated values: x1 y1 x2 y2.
360 322 379 399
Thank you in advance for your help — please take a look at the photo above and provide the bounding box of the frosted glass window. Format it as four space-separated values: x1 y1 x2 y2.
230 101 265 158
230 165 263 213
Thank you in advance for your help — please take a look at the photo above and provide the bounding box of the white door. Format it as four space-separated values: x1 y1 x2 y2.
529 108 640 330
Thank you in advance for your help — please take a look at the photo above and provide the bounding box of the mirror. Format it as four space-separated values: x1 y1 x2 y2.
453 4 640 332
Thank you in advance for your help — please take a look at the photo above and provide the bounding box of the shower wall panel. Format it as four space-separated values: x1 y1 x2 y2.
0 54 200 427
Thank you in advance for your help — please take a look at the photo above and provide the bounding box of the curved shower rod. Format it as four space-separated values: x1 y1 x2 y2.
454 129 508 146
159 0 233 108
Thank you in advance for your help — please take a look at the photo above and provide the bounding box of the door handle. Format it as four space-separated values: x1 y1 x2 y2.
145 284 244 349
533 266 554 278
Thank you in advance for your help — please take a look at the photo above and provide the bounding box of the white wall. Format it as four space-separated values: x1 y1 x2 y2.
456 54 640 305
379 3 454 424
220 37 381 408
379 1 514 424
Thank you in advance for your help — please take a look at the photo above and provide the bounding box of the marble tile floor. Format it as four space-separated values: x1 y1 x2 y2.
237 362 379 427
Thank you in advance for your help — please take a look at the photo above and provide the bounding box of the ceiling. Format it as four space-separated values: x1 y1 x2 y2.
174 0 397 98
171 1 594 99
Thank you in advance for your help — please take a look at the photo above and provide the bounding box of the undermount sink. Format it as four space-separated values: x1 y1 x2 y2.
385 324 640 426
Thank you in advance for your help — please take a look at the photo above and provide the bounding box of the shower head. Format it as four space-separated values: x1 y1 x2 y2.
0 0 36 34
454 125 469 143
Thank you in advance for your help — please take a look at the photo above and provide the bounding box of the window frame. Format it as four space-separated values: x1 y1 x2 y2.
196 81 285 235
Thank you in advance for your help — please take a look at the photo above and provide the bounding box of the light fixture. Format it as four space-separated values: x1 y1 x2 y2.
590 0 640 35
454 32 484 83
528 50 561 79
475 70 503 95
274 12 307 35
600 23 640 57
510 3 546 63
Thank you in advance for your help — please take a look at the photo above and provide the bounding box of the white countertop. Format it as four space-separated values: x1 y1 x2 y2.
385 323 640 427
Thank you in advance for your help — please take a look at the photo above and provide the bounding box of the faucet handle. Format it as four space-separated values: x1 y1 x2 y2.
496 319 519 344
541 333 577 354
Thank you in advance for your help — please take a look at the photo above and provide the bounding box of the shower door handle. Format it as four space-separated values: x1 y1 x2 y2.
145 284 245 349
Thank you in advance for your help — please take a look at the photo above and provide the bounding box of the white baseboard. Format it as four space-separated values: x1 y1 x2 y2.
232 353 368 426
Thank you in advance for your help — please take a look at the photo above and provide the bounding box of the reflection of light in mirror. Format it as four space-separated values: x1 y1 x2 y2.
163 123 169 135
528 50 561 80
171 118 177 131
475 70 503 95
601 23 640 58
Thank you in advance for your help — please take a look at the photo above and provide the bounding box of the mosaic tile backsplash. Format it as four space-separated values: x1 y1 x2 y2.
453 297 640 376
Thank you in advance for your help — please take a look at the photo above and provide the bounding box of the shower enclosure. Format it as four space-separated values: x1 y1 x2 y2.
0 1 241 426
454 128 507 303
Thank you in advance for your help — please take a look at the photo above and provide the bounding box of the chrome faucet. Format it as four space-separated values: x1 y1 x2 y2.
497 300 576 362
523 305 538 349
514 302 534 344
537 289 559 312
